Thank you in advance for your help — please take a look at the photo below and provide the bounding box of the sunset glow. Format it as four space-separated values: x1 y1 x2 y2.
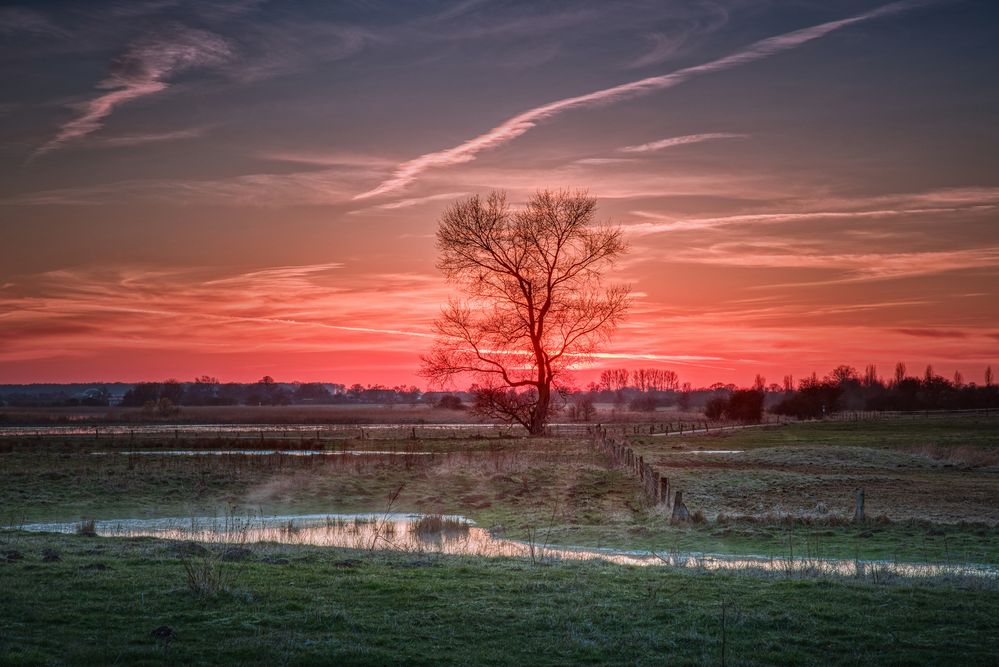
2 0 997 387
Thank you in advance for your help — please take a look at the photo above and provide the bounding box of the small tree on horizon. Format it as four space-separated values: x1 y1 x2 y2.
421 190 629 435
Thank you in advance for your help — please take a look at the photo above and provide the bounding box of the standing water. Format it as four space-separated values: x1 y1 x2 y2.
17 513 999 581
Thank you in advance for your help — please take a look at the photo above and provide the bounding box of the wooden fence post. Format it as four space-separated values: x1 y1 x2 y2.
671 491 690 522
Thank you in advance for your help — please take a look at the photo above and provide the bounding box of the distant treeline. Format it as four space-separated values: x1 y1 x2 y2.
0 376 433 408
766 364 998 419
569 364 998 421
0 364 995 420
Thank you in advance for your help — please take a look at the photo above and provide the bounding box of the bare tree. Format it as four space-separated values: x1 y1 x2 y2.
633 368 676 392
633 368 650 393
421 190 629 435
894 361 907 386
863 364 879 388
599 368 631 392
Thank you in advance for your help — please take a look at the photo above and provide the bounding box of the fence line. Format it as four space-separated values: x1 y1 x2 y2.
827 408 998 421
0 419 780 441
593 433 670 508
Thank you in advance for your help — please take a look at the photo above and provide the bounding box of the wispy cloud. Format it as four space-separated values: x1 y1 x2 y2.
0 7 67 37
626 4 729 69
354 0 928 200
624 202 997 235
671 244 999 285
366 192 469 211
619 132 745 154
0 263 447 365
33 26 232 157
87 126 210 148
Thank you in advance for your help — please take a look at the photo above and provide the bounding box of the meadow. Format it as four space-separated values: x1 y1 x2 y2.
1 414 997 664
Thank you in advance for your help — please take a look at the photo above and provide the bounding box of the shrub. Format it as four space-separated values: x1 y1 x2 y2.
435 394 465 410
725 389 764 422
704 397 728 420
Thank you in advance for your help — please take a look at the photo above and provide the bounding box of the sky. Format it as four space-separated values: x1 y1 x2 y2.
1 0 998 388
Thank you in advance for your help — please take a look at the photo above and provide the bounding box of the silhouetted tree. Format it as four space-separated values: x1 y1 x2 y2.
771 374 842 419
677 382 692 411
828 365 858 385
863 364 880 388
599 368 631 392
421 190 629 435
726 389 764 422
704 397 727 420
894 362 907 387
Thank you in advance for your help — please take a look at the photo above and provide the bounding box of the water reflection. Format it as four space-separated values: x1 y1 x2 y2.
18 513 998 581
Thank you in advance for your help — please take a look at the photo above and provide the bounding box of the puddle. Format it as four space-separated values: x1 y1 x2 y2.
17 513 998 581
89 450 435 457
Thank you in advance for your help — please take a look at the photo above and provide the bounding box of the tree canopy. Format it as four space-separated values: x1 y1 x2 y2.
421 190 629 434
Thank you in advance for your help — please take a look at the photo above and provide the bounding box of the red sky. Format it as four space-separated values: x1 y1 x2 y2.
1 1 997 388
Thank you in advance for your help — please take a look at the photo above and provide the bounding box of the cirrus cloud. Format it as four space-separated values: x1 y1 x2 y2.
33 25 233 157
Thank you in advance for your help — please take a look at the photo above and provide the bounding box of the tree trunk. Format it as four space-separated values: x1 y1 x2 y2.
528 383 551 436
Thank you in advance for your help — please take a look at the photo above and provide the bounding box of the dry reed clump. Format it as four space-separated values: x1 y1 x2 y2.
412 515 470 537
179 514 252 597
75 519 97 536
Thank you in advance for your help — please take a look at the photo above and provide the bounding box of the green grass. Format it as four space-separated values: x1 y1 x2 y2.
2 531 998 666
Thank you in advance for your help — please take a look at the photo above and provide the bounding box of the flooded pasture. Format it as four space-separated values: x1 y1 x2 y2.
18 513 998 582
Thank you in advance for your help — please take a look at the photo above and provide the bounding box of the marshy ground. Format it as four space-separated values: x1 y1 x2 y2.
1 414 997 664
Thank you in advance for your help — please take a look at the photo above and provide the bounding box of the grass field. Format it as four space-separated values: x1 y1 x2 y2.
2 532 998 666
628 417 999 524
1 415 997 664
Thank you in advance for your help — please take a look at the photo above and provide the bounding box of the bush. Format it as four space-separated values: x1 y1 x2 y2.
435 394 465 410
725 389 764 422
704 397 728 420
